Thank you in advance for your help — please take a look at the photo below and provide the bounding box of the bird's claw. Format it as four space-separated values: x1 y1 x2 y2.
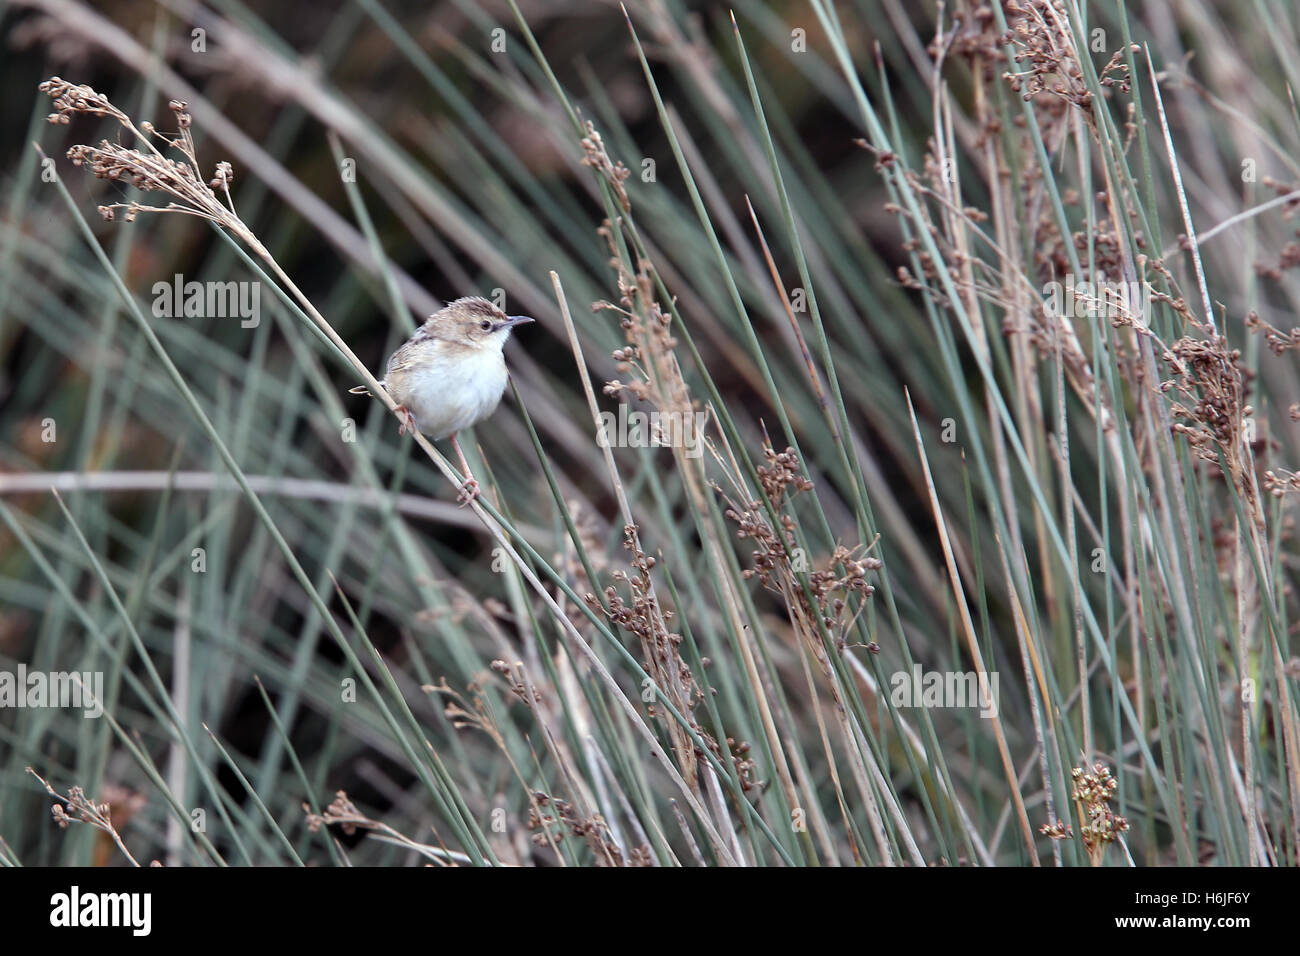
456 478 480 506
396 406 418 436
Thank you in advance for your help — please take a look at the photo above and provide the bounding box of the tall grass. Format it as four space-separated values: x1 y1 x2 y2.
1 0 1297 866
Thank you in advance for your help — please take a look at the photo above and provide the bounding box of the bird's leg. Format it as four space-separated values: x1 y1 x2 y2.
395 405 417 436
450 433 480 505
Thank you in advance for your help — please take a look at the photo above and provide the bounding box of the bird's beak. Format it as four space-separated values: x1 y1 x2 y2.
497 315 535 332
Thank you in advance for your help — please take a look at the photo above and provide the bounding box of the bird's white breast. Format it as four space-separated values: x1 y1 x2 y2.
402 346 508 440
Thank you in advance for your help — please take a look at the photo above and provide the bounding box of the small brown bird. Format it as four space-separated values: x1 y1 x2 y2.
350 296 534 502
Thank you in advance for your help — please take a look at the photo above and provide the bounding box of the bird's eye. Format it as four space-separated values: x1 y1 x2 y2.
479 320 493 332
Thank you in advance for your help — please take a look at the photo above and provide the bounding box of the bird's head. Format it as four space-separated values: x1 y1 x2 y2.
434 296 535 351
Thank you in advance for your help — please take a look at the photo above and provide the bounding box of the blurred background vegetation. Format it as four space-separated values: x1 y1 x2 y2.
1 0 1299 866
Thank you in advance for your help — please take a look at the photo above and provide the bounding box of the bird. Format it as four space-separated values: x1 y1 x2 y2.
350 296 534 502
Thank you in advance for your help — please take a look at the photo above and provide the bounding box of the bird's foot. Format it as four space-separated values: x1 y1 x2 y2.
456 478 480 506
396 406 418 436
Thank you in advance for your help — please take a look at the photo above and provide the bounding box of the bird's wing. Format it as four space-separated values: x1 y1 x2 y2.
386 326 444 375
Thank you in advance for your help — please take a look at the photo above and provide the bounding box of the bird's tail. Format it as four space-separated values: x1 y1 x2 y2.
348 383 380 395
